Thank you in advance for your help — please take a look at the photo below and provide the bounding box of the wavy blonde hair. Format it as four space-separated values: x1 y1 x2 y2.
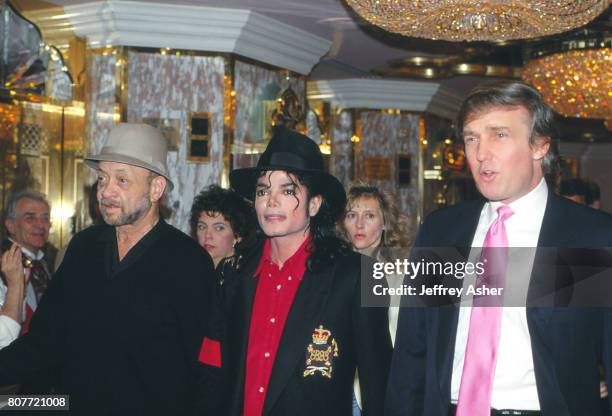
339 182 411 248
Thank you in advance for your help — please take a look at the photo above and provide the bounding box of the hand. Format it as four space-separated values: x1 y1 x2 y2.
1 243 30 288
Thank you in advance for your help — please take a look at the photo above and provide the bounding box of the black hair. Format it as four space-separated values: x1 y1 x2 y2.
560 178 589 200
585 179 601 206
190 185 256 256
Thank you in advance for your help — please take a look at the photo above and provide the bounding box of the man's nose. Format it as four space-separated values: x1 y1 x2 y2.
266 192 279 207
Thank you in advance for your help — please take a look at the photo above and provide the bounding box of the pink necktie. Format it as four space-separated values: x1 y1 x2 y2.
456 205 514 416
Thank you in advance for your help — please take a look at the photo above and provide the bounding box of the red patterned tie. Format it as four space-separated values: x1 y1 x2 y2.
456 205 514 416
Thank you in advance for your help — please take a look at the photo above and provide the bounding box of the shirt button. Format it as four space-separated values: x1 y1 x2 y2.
270 317 276 323
264 352 270 358
259 387 264 393
288 276 292 281
268 273 272 278
276 284 282 290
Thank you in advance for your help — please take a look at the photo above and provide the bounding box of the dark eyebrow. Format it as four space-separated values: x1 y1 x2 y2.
280 182 296 188
255 182 269 189
97 167 129 175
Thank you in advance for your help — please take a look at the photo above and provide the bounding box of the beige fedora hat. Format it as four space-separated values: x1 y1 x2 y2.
85 123 174 190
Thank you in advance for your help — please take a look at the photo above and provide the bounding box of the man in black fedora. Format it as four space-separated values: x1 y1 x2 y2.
0 123 219 415
214 126 391 415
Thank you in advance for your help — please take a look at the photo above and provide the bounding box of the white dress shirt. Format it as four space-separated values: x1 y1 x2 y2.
0 242 46 348
450 178 548 410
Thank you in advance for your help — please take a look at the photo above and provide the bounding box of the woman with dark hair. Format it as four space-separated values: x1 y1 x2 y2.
190 185 255 269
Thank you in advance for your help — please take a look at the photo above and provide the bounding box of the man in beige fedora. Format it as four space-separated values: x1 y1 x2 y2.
0 123 220 415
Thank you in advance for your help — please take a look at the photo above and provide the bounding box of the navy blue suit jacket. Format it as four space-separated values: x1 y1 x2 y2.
386 192 612 416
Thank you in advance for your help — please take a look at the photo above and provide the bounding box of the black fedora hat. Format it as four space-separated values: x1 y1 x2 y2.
230 127 346 220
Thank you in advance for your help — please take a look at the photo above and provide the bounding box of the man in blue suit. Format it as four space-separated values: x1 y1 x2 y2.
386 80 612 416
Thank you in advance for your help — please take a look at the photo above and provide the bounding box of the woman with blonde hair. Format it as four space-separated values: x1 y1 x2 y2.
341 183 411 255
340 182 411 416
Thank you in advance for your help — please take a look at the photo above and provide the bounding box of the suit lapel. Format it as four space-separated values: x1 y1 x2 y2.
537 193 576 247
232 251 261 410
263 263 336 413
433 200 483 393
436 306 460 397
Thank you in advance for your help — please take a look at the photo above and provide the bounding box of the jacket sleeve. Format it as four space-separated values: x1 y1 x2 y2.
0 255 67 385
384 305 427 416
172 248 224 416
384 217 431 416
353 257 393 416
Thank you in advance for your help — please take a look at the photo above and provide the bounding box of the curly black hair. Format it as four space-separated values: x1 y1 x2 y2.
190 185 256 256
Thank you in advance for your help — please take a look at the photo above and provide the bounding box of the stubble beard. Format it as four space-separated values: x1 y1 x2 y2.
101 192 152 226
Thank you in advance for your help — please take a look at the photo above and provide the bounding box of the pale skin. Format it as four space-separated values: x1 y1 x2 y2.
0 243 31 324
4 198 51 254
254 171 321 268
95 161 167 261
463 106 550 204
196 212 241 268
343 196 385 255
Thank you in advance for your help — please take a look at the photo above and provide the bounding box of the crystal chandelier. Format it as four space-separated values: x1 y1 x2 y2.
345 1 611 42
522 45 611 120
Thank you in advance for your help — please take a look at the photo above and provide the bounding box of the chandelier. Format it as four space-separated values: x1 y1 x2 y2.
345 1 611 42
522 45 611 120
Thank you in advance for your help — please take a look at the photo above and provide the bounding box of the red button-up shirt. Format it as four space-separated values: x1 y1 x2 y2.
243 235 312 416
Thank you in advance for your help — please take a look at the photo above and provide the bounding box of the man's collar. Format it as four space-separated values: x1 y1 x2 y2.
255 234 312 278
488 177 548 218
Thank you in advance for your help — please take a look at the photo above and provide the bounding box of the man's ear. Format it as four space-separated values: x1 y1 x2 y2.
4 218 15 238
150 176 167 203
309 195 323 217
532 135 550 161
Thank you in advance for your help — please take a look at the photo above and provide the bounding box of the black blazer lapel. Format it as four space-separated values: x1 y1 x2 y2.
263 263 336 414
537 192 577 247
229 250 261 414
436 306 460 398
429 199 483 396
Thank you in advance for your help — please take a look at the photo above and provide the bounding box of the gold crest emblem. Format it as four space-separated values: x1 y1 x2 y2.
303 325 339 378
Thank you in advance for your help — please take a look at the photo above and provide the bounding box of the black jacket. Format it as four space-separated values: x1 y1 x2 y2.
0 220 218 416
386 193 612 416
221 240 392 416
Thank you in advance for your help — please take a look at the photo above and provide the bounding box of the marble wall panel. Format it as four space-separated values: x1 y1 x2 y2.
359 112 420 244
85 52 117 168
233 60 305 168
331 110 353 187
127 51 225 234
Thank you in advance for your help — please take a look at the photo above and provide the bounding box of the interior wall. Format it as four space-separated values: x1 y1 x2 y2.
126 51 225 234
358 111 420 244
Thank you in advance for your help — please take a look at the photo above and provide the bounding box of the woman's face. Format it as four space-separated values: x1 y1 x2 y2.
343 196 385 251
196 211 239 266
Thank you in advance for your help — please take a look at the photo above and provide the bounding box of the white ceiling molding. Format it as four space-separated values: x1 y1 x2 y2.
27 1 332 75
426 86 464 121
307 79 463 120
24 8 76 49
